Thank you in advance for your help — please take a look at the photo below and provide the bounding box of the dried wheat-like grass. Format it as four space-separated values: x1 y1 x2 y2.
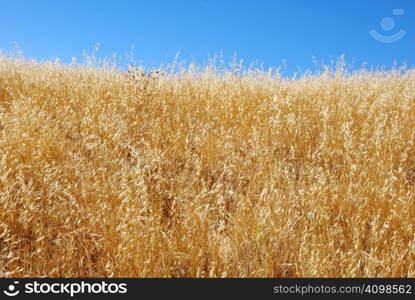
0 56 415 277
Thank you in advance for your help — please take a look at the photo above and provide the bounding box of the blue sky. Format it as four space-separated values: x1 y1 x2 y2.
0 0 414 74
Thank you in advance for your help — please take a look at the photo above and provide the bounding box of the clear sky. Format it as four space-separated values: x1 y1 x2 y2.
0 0 414 74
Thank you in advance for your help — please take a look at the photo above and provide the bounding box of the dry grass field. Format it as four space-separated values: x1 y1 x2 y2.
0 55 415 277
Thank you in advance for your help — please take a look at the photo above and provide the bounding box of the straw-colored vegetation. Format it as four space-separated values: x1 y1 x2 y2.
0 55 415 277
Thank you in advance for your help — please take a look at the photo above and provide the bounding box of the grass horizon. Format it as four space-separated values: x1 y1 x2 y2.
1 54 415 277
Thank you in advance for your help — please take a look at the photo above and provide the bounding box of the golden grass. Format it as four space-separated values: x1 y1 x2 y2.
0 55 415 277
